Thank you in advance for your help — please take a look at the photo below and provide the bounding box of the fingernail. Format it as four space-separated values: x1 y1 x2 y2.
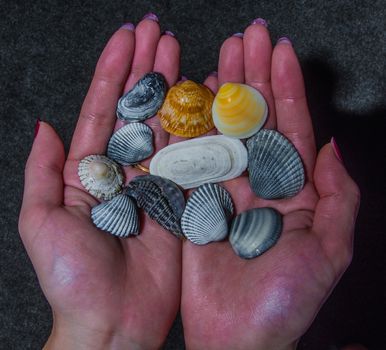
121 23 135 31
142 13 159 22
277 36 292 45
331 137 343 163
251 18 268 27
164 30 175 37
179 75 188 82
34 119 41 139
209 71 218 77
233 32 244 38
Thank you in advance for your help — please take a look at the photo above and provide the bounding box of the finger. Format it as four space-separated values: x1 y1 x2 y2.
218 35 245 86
168 73 218 145
124 16 161 90
243 21 276 129
19 122 65 238
271 38 316 178
141 32 180 167
312 140 360 272
68 26 135 160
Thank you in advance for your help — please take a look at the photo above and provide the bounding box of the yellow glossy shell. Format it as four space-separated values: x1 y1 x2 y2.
212 83 268 139
158 80 215 137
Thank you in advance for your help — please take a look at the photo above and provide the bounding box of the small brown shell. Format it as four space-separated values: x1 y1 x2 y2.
158 80 215 137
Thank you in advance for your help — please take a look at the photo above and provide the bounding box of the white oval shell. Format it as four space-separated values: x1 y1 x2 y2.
181 183 234 245
229 207 282 259
78 155 124 200
91 194 139 237
247 129 305 199
149 135 248 189
107 123 154 166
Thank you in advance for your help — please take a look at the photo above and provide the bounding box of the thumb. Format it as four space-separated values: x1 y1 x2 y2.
19 121 65 241
312 138 360 272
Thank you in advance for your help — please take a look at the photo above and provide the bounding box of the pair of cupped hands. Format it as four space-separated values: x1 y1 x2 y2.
19 14 360 350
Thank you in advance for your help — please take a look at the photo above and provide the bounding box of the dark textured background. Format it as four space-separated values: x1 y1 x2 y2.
0 0 385 349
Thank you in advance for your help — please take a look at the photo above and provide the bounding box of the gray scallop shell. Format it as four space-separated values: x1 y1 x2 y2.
78 155 124 200
117 72 167 122
229 207 282 259
247 129 305 199
125 175 185 238
181 183 234 245
107 123 154 166
91 194 139 237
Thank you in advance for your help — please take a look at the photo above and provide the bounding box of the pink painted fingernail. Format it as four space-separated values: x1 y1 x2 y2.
277 36 292 45
164 30 175 37
34 119 41 139
331 137 343 163
143 13 159 22
121 23 135 31
251 18 268 27
233 32 244 38
209 71 218 77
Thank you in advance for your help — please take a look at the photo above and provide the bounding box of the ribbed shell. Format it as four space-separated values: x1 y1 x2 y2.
229 207 282 259
181 183 234 245
78 155 124 200
158 80 215 137
116 72 166 122
247 129 305 199
125 175 185 238
107 123 153 166
212 83 268 139
91 194 139 237
149 135 248 189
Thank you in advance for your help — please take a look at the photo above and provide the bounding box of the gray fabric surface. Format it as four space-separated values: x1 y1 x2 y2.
1 0 385 349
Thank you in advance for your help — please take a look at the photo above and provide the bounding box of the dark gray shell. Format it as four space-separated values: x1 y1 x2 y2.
117 72 167 122
107 123 154 166
78 155 124 200
125 175 185 238
91 194 139 237
181 183 234 245
247 129 305 199
229 207 282 259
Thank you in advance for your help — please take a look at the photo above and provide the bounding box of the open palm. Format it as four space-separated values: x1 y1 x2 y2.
19 18 183 349
181 24 360 349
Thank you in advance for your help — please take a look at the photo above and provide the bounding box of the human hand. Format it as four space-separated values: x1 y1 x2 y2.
181 22 360 349
19 16 182 350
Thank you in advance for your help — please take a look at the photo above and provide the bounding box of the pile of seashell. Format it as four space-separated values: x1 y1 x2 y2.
78 72 305 259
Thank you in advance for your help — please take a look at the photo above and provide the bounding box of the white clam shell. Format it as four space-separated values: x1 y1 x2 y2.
247 129 305 199
149 135 248 189
91 194 139 237
78 155 124 200
181 183 234 245
107 123 154 166
229 207 282 259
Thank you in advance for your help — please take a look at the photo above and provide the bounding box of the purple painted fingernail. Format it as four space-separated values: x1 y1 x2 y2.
143 13 159 22
331 137 344 163
233 32 244 38
164 30 175 37
121 23 135 31
209 71 218 77
251 18 268 27
277 36 292 45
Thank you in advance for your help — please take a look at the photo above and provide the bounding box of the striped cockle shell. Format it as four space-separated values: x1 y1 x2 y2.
149 135 248 189
107 123 154 166
78 155 124 200
212 83 268 139
229 207 282 259
91 194 139 237
117 72 166 122
125 175 185 238
247 129 305 199
181 183 234 245
157 80 215 137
